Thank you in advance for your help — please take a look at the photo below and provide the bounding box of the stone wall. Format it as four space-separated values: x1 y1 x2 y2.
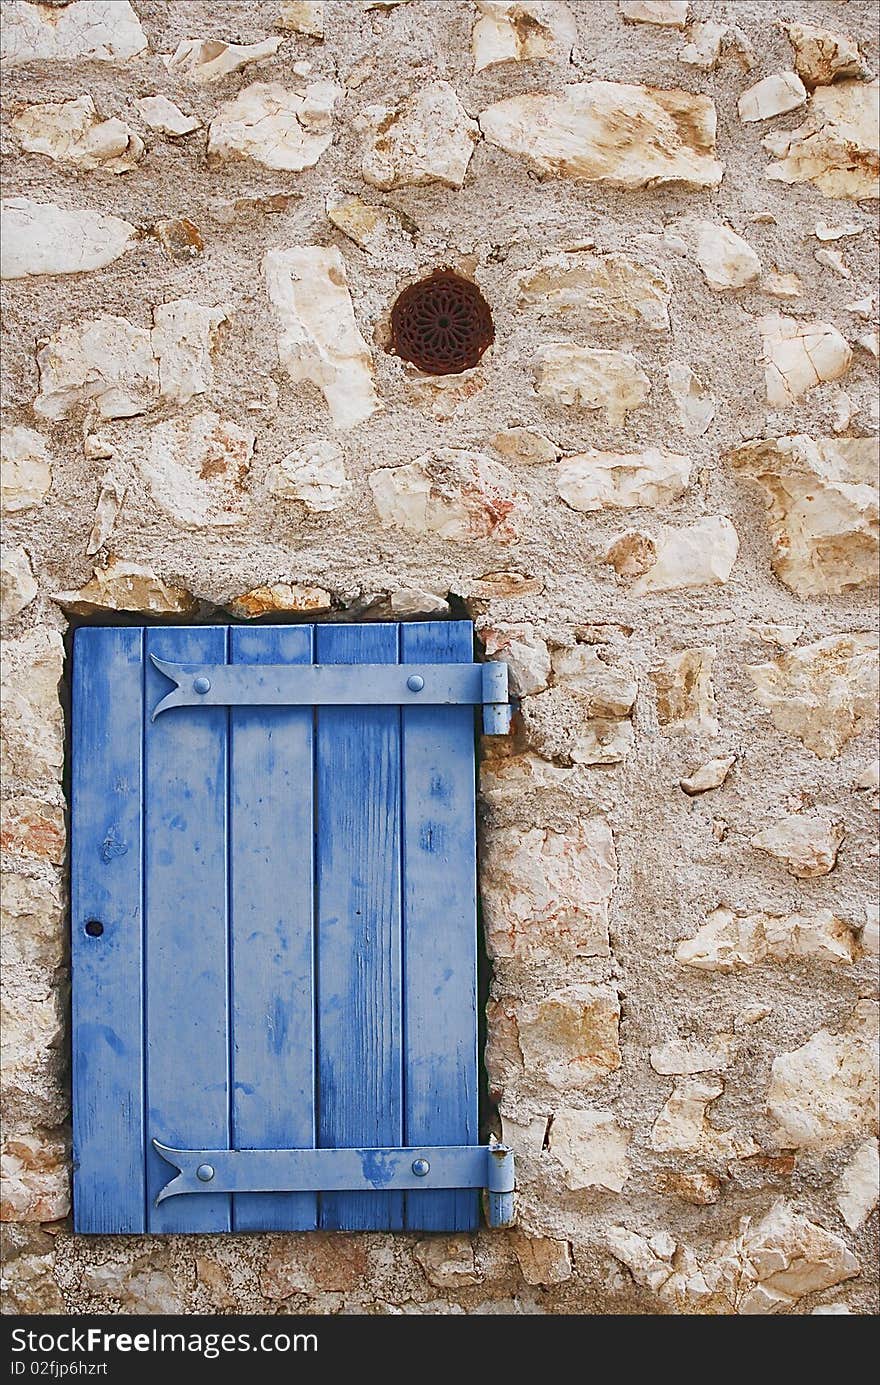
1 0 878 1315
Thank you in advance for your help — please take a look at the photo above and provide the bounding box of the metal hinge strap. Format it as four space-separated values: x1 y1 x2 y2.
149 655 512 734
152 1140 515 1228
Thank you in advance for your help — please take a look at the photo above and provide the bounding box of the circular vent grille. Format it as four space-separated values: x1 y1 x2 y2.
390 270 494 375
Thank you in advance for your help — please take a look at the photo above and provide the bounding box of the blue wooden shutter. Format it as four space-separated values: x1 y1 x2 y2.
71 621 513 1234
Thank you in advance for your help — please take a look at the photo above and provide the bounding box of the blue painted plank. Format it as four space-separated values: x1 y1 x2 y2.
229 625 317 1232
401 622 480 1231
144 627 230 1233
71 627 145 1233
315 623 404 1231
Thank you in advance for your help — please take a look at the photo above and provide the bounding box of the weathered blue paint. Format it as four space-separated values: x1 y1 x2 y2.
229 625 317 1232
144 627 231 1233
401 621 480 1231
315 623 404 1230
152 1141 513 1203
71 622 510 1234
72 627 145 1233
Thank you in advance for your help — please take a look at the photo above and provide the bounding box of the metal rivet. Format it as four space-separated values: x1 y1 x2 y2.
193 676 211 695
411 1157 430 1177
196 1163 215 1182
406 675 425 693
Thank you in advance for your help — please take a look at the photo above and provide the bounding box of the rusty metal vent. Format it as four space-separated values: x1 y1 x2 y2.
390 270 494 375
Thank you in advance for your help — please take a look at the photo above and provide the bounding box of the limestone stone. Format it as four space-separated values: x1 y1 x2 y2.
516 984 621 1089
135 95 201 136
763 80 879 200
759 314 853 405
0 1251 64 1314
680 755 735 795
480 624 550 696
650 647 718 735
359 82 478 190
0 198 135 279
389 589 449 618
34 315 158 420
510 1233 572 1286
326 197 414 264
208 81 338 172
152 300 229 406
265 440 351 513
491 427 558 465
620 2 688 25
147 216 204 262
551 647 637 718
472 2 577 72
82 1253 188 1312
785 22 868 89
677 906 860 972
768 1010 879 1150
523 697 635 766
0 1133 69 1222
605 530 657 578
467 571 546 599
414 1238 481 1289
479 82 723 188
370 451 523 543
164 36 283 83
0 629 64 784
0 428 52 513
0 1 148 65
650 1036 736 1074
694 222 761 289
633 516 739 595
651 1077 759 1158
261 1235 369 1296
811 1304 852 1314
0 873 64 973
0 987 64 1120
53 560 196 616
678 20 725 70
86 473 124 555
611 1200 859 1313
815 246 851 279
12 95 143 172
728 436 878 597
536 346 650 425
141 412 254 528
280 2 325 38
738 72 807 123
479 752 573 804
548 1109 630 1192
747 634 879 758
0 799 64 863
518 252 670 331
836 1138 879 1231
557 448 690 512
666 363 715 436
0 546 37 622
225 584 332 618
762 269 803 298
656 1170 721 1204
264 245 380 430
751 810 844 879
482 820 616 961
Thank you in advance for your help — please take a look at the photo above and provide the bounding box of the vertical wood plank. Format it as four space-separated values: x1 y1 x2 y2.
144 627 230 1232
229 624 317 1232
401 621 480 1231
315 623 403 1230
71 627 145 1233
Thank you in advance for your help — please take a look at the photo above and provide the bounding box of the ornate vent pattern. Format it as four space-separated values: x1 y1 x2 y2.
390 270 494 375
